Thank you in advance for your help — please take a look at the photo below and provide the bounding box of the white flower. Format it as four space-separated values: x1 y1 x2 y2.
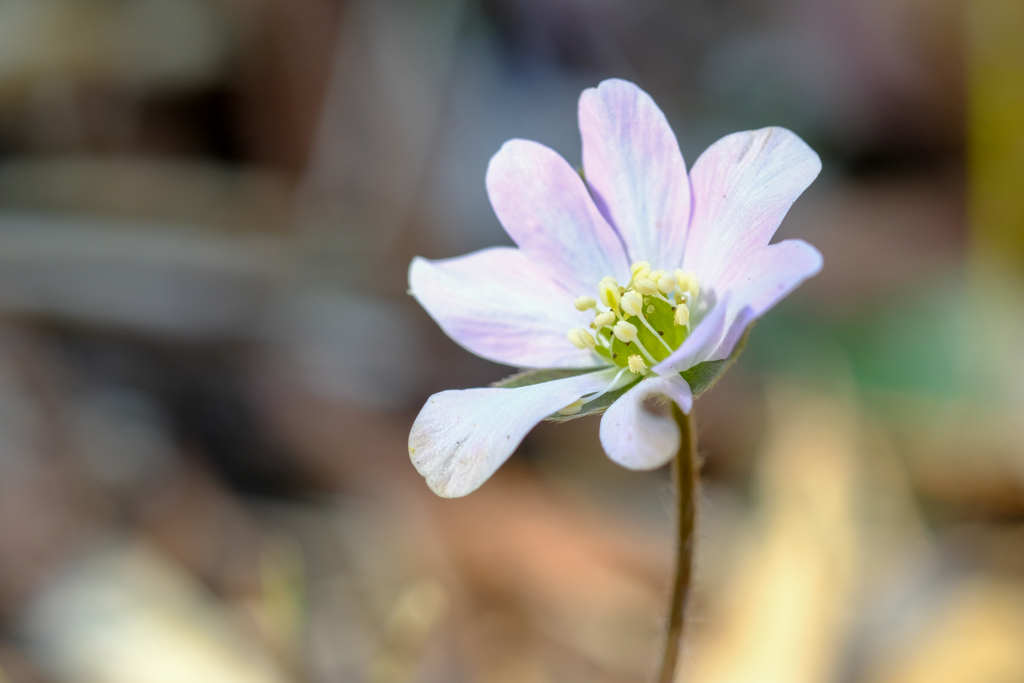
408 79 823 497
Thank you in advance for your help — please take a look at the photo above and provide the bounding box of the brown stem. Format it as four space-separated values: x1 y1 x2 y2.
657 404 698 683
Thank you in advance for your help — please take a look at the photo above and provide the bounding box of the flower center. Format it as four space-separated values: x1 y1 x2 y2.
567 261 700 375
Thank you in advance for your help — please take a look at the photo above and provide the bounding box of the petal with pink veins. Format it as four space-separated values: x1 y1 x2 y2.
486 139 631 295
599 374 693 470
579 79 691 266
683 127 821 286
409 247 605 369
410 368 619 497
703 239 823 362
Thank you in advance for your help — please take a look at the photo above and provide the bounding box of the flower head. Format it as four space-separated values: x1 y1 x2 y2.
408 79 822 497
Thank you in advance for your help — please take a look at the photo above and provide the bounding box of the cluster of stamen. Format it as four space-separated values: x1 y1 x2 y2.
557 263 699 416
567 261 700 375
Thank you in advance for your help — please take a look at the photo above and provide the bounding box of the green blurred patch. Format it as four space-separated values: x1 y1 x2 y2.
748 276 975 399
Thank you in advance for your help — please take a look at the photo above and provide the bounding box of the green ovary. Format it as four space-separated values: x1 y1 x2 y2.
593 296 688 369
567 264 699 374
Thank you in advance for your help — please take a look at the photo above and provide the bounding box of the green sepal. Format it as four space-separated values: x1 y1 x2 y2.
491 367 626 423
492 367 597 389
544 383 633 423
491 324 753 422
679 324 752 398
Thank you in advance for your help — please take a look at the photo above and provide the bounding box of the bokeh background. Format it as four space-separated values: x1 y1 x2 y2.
0 0 1021 681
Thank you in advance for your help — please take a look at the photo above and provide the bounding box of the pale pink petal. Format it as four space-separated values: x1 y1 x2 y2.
683 127 821 285
486 139 631 295
579 79 691 267
705 239 823 361
410 368 619 497
652 297 730 376
409 247 604 369
599 374 693 470
654 239 822 372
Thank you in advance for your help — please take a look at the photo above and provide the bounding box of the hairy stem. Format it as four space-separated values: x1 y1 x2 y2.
658 404 698 683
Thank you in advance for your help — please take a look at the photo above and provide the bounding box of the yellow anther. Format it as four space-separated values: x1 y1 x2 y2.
567 328 586 349
657 273 677 294
647 305 655 314
557 398 585 416
649 269 665 283
620 290 644 317
594 311 616 327
627 355 647 374
634 277 658 295
574 296 597 311
598 280 621 308
567 328 597 350
675 270 700 301
630 261 651 280
674 303 690 327
613 320 638 343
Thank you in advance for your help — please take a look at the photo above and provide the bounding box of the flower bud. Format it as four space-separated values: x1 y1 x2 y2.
675 270 699 301
657 273 677 294
557 398 585 416
574 296 597 311
598 280 621 308
674 304 690 327
613 320 638 343
567 328 597 350
630 261 651 280
620 290 644 316
634 277 658 295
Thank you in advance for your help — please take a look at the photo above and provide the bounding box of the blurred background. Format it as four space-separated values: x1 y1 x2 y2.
0 0 1021 681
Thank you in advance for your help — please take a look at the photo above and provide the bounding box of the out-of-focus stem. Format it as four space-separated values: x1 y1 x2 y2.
657 404 698 683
